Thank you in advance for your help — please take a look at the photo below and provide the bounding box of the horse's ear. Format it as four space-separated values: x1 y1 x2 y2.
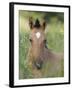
42 20 46 31
29 17 33 29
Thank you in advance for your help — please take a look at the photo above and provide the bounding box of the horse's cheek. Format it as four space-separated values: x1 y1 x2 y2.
40 42 45 48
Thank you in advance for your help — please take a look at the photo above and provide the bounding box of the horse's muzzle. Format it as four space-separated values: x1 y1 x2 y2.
34 60 43 70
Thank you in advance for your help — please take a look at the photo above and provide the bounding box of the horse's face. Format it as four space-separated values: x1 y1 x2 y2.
30 28 46 58
29 17 47 69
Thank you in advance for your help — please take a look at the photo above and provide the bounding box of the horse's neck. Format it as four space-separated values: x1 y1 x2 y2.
43 48 63 62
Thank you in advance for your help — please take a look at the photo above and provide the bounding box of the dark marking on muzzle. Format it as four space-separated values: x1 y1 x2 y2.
34 60 43 70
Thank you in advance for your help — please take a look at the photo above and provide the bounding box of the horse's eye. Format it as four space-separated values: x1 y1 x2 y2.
44 39 47 43
29 39 32 42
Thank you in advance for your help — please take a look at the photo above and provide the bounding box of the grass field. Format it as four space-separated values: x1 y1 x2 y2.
19 11 64 79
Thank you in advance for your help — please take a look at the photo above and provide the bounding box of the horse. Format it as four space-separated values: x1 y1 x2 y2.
27 17 64 78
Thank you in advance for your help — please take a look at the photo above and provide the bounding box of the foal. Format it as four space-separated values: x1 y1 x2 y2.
27 17 64 78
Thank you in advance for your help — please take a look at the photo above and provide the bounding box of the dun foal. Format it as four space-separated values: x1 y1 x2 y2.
27 17 64 78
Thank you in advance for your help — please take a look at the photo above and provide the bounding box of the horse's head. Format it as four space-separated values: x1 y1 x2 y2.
29 17 47 69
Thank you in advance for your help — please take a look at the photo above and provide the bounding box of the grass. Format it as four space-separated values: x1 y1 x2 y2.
19 12 64 79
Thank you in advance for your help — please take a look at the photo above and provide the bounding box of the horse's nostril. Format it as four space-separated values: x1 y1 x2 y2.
36 63 41 69
34 60 43 70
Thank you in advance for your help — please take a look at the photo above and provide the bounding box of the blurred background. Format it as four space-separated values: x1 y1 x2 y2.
19 10 64 79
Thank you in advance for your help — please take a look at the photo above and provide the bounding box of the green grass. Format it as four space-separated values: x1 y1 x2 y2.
19 12 64 79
